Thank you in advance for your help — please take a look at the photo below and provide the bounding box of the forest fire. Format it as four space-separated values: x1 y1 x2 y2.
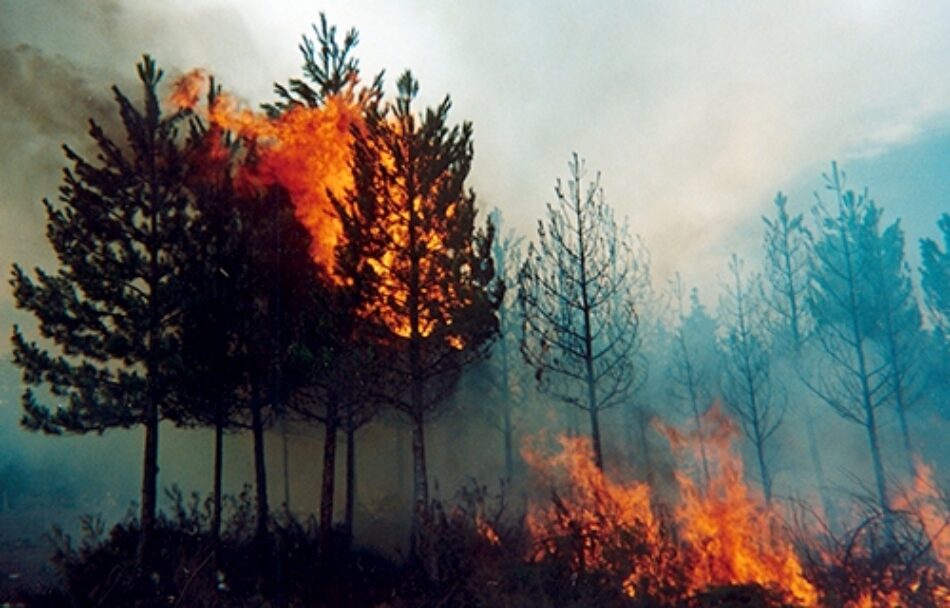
518 406 950 606
171 68 359 272
170 69 461 342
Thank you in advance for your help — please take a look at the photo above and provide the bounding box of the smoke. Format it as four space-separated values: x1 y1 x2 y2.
0 0 948 558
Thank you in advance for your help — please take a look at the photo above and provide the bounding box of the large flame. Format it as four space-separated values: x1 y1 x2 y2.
522 406 818 606
169 71 462 345
663 404 818 606
170 69 360 275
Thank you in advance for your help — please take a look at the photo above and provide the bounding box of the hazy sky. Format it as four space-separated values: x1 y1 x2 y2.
2 0 950 299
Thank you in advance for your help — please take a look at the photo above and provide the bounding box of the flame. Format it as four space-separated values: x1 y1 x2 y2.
170 71 464 347
893 460 950 572
664 404 818 606
170 69 360 274
522 407 818 606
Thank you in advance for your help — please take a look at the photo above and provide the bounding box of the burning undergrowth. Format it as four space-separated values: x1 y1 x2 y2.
513 404 949 607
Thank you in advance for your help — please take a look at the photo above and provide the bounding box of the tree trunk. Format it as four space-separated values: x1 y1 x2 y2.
138 401 159 568
636 407 655 488
250 398 269 544
754 432 772 505
282 421 291 511
803 401 837 528
894 388 915 475
344 424 356 545
409 416 428 553
588 406 604 472
319 414 338 555
502 398 514 481
211 413 224 550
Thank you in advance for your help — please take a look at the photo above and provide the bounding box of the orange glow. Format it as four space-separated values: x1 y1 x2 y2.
170 71 464 347
521 433 682 600
522 406 818 606
894 460 950 572
664 404 818 606
170 69 360 275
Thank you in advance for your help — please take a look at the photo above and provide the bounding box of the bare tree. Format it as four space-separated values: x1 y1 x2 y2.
519 153 645 471
718 254 784 504
485 208 529 480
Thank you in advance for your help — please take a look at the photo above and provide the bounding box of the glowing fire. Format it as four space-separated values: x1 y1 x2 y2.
663 404 818 606
522 406 818 606
170 69 360 272
169 70 462 345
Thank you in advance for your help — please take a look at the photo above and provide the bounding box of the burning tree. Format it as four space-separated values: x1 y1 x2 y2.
10 56 189 566
718 254 784 504
331 71 500 547
519 154 644 471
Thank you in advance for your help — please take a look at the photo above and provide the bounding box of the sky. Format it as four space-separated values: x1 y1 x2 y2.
2 0 950 301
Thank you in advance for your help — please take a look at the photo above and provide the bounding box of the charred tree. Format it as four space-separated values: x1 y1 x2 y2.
10 56 189 568
519 154 645 472
718 255 784 504
332 72 500 551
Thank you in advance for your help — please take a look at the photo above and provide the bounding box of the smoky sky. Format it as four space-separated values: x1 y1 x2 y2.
4 0 950 300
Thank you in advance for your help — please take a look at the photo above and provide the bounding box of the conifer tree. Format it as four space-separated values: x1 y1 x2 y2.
10 56 189 566
519 154 645 472
332 72 500 549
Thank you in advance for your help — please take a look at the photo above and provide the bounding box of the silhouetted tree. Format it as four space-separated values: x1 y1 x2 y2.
920 215 950 420
175 123 248 551
805 163 892 534
519 154 644 471
762 192 813 352
10 56 189 567
718 254 784 504
667 277 720 489
332 71 500 549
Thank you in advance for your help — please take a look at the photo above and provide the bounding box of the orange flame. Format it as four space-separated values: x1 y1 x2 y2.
664 404 818 606
169 71 463 346
170 69 360 274
523 406 818 606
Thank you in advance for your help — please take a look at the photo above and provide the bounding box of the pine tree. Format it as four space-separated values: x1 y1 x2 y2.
10 56 189 566
331 71 499 549
718 254 783 504
863 217 922 470
921 214 950 336
519 153 646 472
805 163 892 537
667 277 720 489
